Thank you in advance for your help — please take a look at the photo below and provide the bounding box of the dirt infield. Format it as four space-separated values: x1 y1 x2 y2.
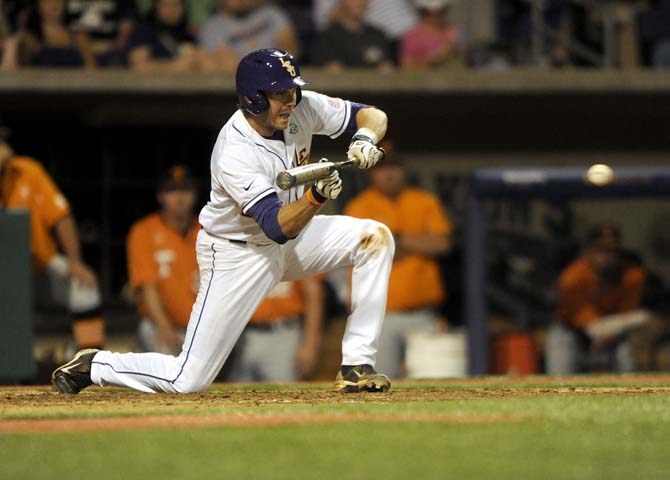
0 412 534 433
2 375 669 434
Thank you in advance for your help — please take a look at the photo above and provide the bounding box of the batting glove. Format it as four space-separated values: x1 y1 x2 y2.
347 128 385 169
313 170 342 200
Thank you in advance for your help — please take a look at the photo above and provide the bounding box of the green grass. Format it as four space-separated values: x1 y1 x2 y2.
2 380 670 480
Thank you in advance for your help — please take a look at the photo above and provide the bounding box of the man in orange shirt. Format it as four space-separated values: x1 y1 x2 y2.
127 165 200 355
229 278 324 382
546 223 656 374
344 142 451 378
0 123 104 349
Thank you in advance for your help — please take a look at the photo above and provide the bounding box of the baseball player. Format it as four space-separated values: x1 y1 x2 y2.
127 165 200 355
53 48 393 394
0 123 105 351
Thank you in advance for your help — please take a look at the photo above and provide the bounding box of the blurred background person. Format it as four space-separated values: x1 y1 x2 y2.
638 0 670 68
313 0 418 64
63 0 137 65
344 142 452 378
198 0 298 72
1 1 18 69
311 0 393 72
136 0 219 34
17 0 96 68
229 278 324 382
126 165 200 355
401 0 464 69
125 0 213 72
0 119 105 351
546 223 660 374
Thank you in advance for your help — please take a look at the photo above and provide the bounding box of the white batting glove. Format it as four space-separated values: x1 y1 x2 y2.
347 128 385 169
314 170 342 200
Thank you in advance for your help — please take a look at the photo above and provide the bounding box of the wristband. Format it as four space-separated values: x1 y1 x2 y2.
306 185 327 206
352 127 378 145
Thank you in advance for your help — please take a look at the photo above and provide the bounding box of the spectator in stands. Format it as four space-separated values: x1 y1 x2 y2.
198 0 299 72
401 0 464 69
311 0 394 71
136 0 219 33
64 0 137 65
344 141 452 378
125 0 213 72
497 0 567 66
18 0 96 68
0 119 106 351
546 223 659 374
1 3 16 69
126 165 200 355
229 278 325 382
314 0 418 63
638 0 670 68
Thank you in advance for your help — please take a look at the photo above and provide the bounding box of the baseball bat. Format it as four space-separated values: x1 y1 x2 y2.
276 160 354 190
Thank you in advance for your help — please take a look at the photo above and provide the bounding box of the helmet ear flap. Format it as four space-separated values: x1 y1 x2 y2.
241 91 269 116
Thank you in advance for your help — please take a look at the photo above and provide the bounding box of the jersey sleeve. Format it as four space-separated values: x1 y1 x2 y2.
32 162 71 228
127 222 158 289
217 143 278 215
300 91 353 139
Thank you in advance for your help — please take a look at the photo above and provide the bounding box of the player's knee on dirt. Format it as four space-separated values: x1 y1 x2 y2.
172 376 210 394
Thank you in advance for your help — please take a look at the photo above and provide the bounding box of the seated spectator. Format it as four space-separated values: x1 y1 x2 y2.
199 0 299 72
125 0 213 72
136 0 219 34
229 278 324 382
314 0 418 63
127 165 200 355
638 0 670 68
546 223 660 374
401 0 463 69
497 0 567 66
64 0 138 65
344 142 452 378
1 4 16 69
18 0 96 68
311 0 393 71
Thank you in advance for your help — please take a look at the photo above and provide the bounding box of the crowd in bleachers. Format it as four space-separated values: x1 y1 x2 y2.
1 0 668 72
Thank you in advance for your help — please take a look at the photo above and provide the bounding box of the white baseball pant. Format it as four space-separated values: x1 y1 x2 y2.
91 215 394 393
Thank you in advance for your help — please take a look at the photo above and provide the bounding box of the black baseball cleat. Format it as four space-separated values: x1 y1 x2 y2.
334 364 391 393
51 349 99 394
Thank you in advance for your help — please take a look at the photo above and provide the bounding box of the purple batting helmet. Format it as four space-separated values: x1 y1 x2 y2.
236 49 310 116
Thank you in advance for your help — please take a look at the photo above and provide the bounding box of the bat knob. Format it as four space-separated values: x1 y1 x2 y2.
276 171 296 190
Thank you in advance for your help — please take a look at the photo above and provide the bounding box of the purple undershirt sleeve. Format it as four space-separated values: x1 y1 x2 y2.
346 102 372 134
246 193 289 244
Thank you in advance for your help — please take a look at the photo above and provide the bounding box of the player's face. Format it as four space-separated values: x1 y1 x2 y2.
370 164 405 198
158 188 196 220
264 88 298 132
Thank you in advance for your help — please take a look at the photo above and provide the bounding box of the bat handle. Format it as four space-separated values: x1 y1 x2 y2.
276 171 296 190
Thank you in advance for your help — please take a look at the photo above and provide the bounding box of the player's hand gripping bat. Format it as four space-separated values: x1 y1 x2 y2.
275 160 354 190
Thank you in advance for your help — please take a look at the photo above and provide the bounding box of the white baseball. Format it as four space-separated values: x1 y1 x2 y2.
586 164 614 186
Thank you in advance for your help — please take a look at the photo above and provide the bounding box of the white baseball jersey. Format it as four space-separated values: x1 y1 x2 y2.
89 91 394 394
199 91 354 244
